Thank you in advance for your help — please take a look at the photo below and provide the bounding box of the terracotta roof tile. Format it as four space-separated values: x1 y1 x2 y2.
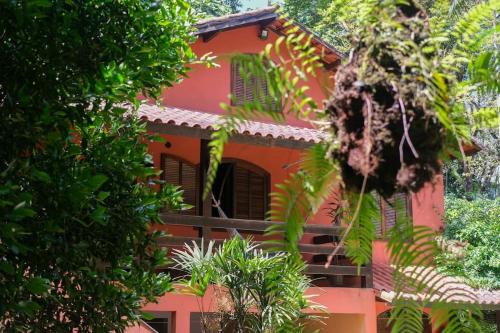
138 104 324 143
373 264 500 308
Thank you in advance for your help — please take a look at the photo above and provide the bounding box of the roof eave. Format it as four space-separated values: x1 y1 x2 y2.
193 6 343 63
195 11 278 35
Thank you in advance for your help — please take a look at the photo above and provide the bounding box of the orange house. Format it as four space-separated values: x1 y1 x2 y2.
127 7 499 333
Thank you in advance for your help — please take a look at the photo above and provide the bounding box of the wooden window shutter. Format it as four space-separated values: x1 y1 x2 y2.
374 194 383 237
383 196 397 235
376 192 412 237
230 56 273 107
233 164 267 220
231 59 246 106
161 154 198 215
234 166 250 218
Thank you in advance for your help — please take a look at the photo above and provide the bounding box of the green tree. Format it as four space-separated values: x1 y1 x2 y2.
0 0 194 331
445 129 500 199
281 0 351 52
438 196 500 333
173 238 315 332
440 197 500 289
189 0 242 18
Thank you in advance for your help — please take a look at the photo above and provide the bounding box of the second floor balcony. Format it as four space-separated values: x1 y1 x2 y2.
158 213 374 289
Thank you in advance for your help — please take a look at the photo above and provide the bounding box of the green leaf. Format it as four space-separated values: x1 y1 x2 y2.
88 175 108 192
97 191 110 201
16 300 41 316
26 277 50 295
140 312 155 321
90 206 107 225
32 169 51 183
0 261 16 274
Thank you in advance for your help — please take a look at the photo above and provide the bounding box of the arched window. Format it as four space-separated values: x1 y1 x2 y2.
161 154 198 215
377 311 432 333
212 159 269 220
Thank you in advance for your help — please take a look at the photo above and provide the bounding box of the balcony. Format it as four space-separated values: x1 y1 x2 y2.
159 214 373 288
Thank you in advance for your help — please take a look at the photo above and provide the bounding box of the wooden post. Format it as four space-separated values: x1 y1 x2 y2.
496 310 500 333
199 139 212 244
364 262 374 288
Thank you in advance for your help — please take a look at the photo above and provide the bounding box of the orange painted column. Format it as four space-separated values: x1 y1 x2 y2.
173 310 191 333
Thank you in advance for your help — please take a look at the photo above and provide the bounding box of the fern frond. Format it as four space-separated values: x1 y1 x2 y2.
203 32 323 198
387 198 482 332
443 0 500 70
390 298 424 333
343 192 377 268
469 50 500 96
267 144 339 257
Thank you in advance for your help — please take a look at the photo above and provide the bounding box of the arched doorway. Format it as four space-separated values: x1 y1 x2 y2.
212 158 270 220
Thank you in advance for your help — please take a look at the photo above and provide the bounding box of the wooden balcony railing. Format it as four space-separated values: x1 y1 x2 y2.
159 213 373 288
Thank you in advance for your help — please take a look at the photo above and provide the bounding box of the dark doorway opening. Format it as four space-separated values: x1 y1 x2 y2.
212 163 235 218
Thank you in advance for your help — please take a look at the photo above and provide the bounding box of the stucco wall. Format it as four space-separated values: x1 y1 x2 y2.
137 286 377 333
304 314 367 333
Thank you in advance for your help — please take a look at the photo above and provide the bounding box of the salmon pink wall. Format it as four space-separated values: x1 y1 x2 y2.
134 286 377 333
411 175 445 232
162 26 333 128
304 314 368 333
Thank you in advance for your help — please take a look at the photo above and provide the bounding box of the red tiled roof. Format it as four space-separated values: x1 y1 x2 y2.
373 264 394 292
137 104 324 143
373 264 500 309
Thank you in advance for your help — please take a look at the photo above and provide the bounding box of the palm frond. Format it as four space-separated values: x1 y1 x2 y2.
173 237 317 332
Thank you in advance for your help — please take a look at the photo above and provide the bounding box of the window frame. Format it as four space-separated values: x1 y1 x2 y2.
142 311 172 333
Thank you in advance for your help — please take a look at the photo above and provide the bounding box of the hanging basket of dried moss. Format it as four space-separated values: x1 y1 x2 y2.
326 0 446 197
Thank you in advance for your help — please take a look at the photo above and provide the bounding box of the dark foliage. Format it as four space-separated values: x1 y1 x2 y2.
0 0 194 331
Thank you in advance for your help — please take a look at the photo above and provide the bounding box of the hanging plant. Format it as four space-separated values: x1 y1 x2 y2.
326 0 448 197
